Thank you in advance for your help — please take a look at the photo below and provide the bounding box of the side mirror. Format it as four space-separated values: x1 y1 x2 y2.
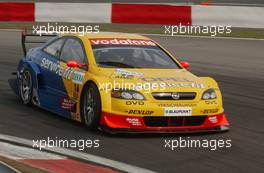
67 60 79 68
180 61 190 69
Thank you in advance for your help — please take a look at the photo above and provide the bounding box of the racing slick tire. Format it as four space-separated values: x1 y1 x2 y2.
80 82 101 130
18 66 33 105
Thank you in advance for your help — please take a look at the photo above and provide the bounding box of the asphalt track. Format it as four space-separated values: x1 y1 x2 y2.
0 30 264 173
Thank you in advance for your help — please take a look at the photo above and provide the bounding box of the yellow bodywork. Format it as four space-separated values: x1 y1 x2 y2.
60 33 224 122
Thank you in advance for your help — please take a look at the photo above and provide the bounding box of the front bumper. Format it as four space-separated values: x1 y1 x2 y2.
100 112 230 133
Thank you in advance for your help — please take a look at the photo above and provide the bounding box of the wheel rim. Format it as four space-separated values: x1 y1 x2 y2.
83 87 96 126
20 71 32 102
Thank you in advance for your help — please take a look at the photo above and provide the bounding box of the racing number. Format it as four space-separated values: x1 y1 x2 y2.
73 84 79 99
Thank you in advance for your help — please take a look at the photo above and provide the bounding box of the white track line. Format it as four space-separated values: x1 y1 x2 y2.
0 29 22 32
0 161 23 173
0 142 66 160
0 134 157 173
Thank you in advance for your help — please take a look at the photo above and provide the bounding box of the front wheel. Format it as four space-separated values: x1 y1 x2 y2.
80 82 101 130
18 67 33 105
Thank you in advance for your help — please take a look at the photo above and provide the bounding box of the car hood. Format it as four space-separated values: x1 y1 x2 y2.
95 68 208 92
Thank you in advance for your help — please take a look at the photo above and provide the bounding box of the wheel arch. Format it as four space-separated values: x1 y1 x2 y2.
17 59 41 90
80 80 99 100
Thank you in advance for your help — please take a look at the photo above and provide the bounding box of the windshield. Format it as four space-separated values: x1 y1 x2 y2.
91 39 180 69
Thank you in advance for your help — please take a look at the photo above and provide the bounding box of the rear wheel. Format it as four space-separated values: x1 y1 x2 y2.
81 83 101 130
18 67 33 105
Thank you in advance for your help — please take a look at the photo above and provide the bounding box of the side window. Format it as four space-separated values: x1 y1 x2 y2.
43 38 64 58
60 38 86 66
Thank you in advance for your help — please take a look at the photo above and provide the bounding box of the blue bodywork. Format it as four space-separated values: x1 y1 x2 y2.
17 40 72 118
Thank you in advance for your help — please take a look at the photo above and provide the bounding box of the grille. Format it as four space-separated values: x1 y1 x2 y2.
152 92 196 100
143 116 206 127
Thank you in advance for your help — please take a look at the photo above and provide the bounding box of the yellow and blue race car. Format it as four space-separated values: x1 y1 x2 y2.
15 32 229 133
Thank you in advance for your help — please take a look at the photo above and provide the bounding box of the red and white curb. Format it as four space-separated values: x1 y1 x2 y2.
0 134 156 173
0 141 120 173
0 2 264 28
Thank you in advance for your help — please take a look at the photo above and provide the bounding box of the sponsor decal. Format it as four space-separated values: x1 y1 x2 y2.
90 38 156 46
208 116 218 123
60 97 76 111
72 71 85 84
140 77 205 89
41 58 85 85
163 82 205 89
41 58 61 74
115 75 134 79
62 67 75 80
164 107 192 116
137 82 204 89
126 118 142 126
205 100 217 105
158 103 197 107
126 101 144 105
140 77 191 82
113 69 144 79
126 110 154 115
200 109 219 114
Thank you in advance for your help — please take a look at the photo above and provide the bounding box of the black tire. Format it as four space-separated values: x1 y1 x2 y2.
80 82 101 130
18 66 33 105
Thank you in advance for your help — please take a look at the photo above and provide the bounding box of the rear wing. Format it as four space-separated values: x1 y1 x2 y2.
21 30 57 56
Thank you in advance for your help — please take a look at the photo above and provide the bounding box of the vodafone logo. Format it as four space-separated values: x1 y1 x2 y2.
90 38 156 46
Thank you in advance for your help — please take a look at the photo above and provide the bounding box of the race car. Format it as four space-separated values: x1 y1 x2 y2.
15 31 230 133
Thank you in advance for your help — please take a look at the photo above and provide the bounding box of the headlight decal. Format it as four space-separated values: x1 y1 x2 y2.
111 89 145 100
201 88 217 100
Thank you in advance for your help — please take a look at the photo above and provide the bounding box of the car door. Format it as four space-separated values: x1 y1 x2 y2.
39 37 69 112
59 37 88 115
